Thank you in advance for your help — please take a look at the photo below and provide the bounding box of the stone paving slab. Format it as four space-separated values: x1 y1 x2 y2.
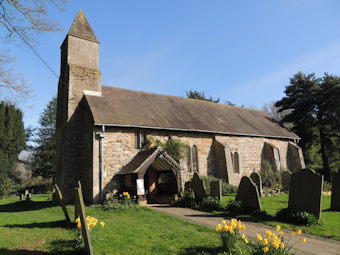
148 205 340 255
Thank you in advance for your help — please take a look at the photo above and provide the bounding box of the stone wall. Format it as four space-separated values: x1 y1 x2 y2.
215 136 304 186
100 127 304 193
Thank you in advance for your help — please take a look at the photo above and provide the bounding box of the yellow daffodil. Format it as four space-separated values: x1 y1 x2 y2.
100 221 105 227
290 232 296 237
263 247 269 253
216 224 222 232
222 220 226 225
256 234 263 241
262 239 268 246
281 243 285 249
266 230 272 238
298 229 302 235
276 225 281 232
279 231 284 236
303 238 307 243
224 225 229 231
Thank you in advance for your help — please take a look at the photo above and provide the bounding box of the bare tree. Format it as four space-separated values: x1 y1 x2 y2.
262 101 291 122
0 0 67 102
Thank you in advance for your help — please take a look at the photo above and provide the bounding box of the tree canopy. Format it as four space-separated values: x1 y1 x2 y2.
0 101 25 196
31 96 57 178
186 90 220 103
275 72 340 180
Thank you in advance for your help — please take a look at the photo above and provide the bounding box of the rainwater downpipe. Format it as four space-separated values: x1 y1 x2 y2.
98 125 106 202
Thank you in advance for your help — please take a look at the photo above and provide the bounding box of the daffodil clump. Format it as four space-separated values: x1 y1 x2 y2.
103 191 138 210
75 216 105 247
253 225 307 255
216 219 250 254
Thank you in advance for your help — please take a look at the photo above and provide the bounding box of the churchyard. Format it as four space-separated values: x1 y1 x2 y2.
0 171 339 254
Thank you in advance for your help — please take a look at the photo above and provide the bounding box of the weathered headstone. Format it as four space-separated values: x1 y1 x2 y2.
190 173 206 202
75 187 93 255
281 171 292 190
331 171 340 211
75 181 82 220
210 180 222 201
250 172 262 195
54 184 71 224
288 168 323 219
19 194 24 200
24 190 29 197
235 176 261 211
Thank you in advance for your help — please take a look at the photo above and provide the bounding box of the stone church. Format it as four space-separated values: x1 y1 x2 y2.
56 10 305 204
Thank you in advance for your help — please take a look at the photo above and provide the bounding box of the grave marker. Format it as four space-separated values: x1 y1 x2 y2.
250 172 262 195
281 171 292 190
331 171 340 211
235 176 261 211
54 184 71 224
288 168 323 219
210 180 222 201
75 187 93 255
191 173 206 202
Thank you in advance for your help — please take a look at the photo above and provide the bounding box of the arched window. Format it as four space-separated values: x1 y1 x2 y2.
233 152 240 173
192 145 199 173
187 146 192 172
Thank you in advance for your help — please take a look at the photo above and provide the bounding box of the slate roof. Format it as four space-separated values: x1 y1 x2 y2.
68 9 99 43
85 86 299 139
117 147 159 175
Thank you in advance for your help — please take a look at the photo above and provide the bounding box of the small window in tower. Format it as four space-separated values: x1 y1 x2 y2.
192 145 199 173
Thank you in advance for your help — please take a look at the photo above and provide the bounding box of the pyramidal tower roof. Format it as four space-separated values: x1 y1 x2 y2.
67 9 99 42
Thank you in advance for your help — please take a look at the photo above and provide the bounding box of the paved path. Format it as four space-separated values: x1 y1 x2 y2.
148 205 340 255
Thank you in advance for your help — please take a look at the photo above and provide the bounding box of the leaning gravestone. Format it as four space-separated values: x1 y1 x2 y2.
288 168 323 219
54 184 71 224
75 186 93 255
331 171 340 211
235 176 261 211
281 171 292 190
191 173 206 202
210 180 222 201
250 172 262 195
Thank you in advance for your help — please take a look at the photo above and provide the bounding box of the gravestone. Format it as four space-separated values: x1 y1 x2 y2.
55 184 71 224
210 180 222 201
24 190 29 196
75 186 93 255
281 171 292 190
288 168 323 219
250 172 262 195
191 173 206 202
19 194 24 200
331 171 340 211
235 176 261 211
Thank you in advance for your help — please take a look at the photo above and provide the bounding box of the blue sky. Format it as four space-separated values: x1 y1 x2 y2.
2 1 340 128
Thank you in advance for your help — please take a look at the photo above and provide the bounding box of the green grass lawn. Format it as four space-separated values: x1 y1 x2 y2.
220 193 340 240
0 194 222 255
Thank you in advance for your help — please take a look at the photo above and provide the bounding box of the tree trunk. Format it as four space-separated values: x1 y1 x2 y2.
319 127 331 181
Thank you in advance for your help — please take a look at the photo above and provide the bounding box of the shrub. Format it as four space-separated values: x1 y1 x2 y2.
260 160 281 187
226 200 243 214
276 208 318 226
19 177 53 194
200 175 237 195
171 192 197 208
0 174 19 198
102 191 138 211
198 196 222 211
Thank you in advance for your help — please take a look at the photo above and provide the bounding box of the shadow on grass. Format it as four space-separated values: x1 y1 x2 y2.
178 246 224 255
0 249 81 255
3 220 71 229
0 200 57 212
0 240 84 255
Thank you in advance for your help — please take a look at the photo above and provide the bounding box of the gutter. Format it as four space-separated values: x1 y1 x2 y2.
94 123 300 141
96 125 106 202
